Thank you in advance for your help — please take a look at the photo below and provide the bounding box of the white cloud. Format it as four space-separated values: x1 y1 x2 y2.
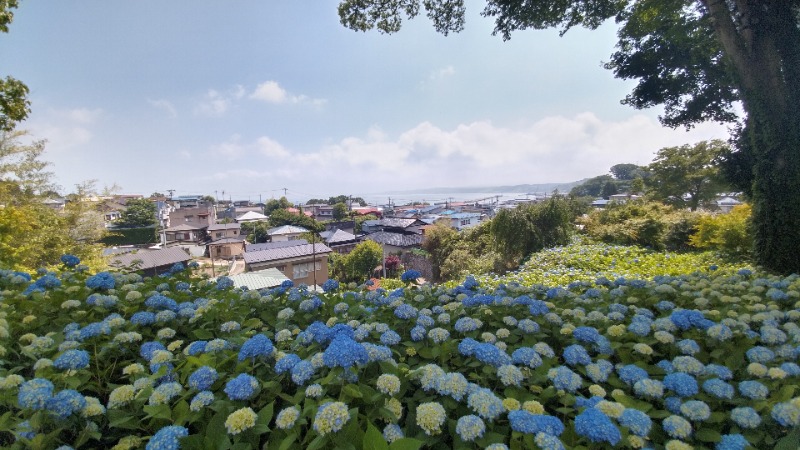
193 85 246 117
25 107 103 153
148 99 177 118
429 65 455 81
250 80 326 107
205 113 731 193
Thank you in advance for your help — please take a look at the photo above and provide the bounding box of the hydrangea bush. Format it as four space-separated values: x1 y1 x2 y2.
0 244 799 449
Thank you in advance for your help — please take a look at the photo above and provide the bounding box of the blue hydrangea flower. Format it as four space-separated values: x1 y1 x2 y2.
290 360 315 386
275 354 301 374
663 373 698 397
680 400 711 421
730 407 761 429
394 303 418 319
53 349 90 371
618 408 652 437
512 347 542 368
466 387 505 421
224 374 259 401
771 402 800 427
618 364 649 386
548 366 582 392
663 415 692 439
573 326 601 343
188 366 218 391
563 344 591 366
738 380 769 400
45 389 86 419
146 425 188 450
322 335 368 369
131 312 157 326
60 254 80 267
716 434 749 450
473 343 511 367
85 272 116 290
322 279 339 292
702 379 734 400
380 330 401 346
238 334 274 362
745 346 775 364
574 408 621 445
508 410 564 436
401 269 421 282
18 378 55 410
185 340 207 356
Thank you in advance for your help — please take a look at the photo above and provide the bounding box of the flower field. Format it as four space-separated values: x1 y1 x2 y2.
1 246 799 450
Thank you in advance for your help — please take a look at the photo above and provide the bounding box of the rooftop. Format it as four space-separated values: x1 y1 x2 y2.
108 247 191 271
363 231 424 248
245 240 308 252
243 243 332 264
215 268 289 290
267 224 309 235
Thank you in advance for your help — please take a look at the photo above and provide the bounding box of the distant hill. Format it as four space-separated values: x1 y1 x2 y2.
393 180 586 195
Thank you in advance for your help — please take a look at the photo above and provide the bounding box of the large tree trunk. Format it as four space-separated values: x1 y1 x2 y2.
702 0 800 273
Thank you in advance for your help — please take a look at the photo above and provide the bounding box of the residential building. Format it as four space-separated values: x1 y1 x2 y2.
320 228 359 254
170 203 216 228
208 223 241 240
363 231 424 254
108 247 191 276
448 212 481 230
268 225 309 242
717 196 743 213
161 224 207 246
306 203 334 220
214 268 290 291
246 239 308 252
236 211 269 223
243 243 332 286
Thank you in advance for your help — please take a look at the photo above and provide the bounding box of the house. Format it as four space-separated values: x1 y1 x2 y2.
208 237 246 260
243 243 333 286
325 221 355 234
42 197 66 211
171 195 205 208
108 247 191 276
363 231 424 254
170 203 216 228
591 199 611 208
214 268 290 291
161 224 208 255
609 193 642 203
367 217 427 235
246 239 308 253
320 229 359 254
208 223 241 240
717 196 743 213
235 211 269 223
448 212 481 230
267 225 309 242
351 206 382 217
306 203 334 220
285 207 314 217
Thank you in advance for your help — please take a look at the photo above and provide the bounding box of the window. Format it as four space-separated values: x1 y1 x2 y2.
275 265 286 272
292 261 321 279
461 219 470 226
216 232 224 238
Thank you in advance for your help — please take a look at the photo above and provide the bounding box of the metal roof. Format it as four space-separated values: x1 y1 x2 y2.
363 231 424 248
235 211 268 221
243 243 332 264
216 268 290 290
325 229 357 244
246 240 308 252
267 225 309 235
109 247 191 271
163 224 206 232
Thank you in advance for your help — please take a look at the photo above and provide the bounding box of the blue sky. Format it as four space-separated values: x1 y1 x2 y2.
2 1 731 203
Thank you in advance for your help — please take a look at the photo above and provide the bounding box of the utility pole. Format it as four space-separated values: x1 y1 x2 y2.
282 187 288 197
167 189 175 199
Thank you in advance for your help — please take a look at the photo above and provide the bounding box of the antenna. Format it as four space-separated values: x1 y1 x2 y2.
166 189 175 199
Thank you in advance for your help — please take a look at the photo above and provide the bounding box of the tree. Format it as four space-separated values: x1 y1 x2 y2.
264 196 292 215
343 240 383 282
610 163 646 181
570 175 614 198
240 221 270 243
421 222 459 281
332 202 349 221
267 208 325 232
117 198 158 228
646 140 728 211
0 130 53 203
0 1 29 133
337 1 800 273
491 196 574 265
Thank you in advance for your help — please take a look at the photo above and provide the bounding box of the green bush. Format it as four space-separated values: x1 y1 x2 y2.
99 227 159 246
690 203 753 258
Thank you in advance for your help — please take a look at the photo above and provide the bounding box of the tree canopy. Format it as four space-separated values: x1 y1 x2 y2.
338 0 800 273
117 198 158 228
645 140 729 211
0 1 30 132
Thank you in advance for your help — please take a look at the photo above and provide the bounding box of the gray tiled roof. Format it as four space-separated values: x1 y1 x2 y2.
325 229 358 244
109 247 191 271
246 240 308 252
380 218 423 229
163 224 206 232
208 223 241 231
267 225 309 235
209 237 246 244
363 231 424 248
243 243 332 264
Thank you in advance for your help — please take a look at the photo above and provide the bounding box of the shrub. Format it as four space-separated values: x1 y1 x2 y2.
690 204 753 258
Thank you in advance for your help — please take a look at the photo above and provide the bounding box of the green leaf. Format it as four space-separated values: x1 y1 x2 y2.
193 328 214 340
258 401 275 427
143 404 172 421
277 433 298 450
343 384 363 398
695 428 722 443
388 438 424 450
363 422 389 450
306 435 327 450
774 426 800 450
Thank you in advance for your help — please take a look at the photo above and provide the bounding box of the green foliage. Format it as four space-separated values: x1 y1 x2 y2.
267 208 324 232
581 200 698 251
100 227 158 246
0 2 29 132
0 130 52 203
332 202 348 221
491 196 574 265
354 214 378 234
264 197 293 215
569 174 614 198
331 240 384 283
240 221 270 243
117 198 157 228
690 204 753 259
420 222 458 281
609 163 646 180
645 140 729 211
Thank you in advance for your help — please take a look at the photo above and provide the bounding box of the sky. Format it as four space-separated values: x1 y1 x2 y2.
1 1 732 204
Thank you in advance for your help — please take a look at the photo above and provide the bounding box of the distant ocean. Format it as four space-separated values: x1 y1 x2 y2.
357 192 545 207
